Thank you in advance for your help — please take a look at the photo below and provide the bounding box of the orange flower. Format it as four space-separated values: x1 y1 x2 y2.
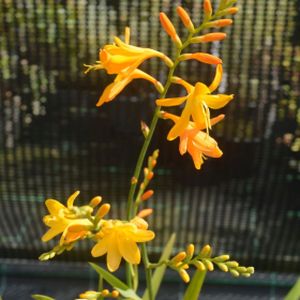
163 112 224 170
156 64 233 140
96 67 163 107
99 33 172 74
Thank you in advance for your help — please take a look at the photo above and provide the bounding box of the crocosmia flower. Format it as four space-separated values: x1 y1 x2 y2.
156 64 233 140
91 217 155 272
163 112 224 170
42 191 94 245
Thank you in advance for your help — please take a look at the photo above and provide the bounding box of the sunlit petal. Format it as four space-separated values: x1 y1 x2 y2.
208 64 222 92
156 96 187 107
203 94 234 109
118 237 141 264
67 190 80 208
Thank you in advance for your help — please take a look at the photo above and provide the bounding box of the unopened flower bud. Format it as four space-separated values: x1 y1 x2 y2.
194 260 206 271
200 244 212 257
230 269 240 277
203 0 212 17
217 262 229 272
101 289 110 296
147 171 154 180
225 261 239 268
172 251 187 263
137 208 153 218
207 19 233 28
186 244 195 257
89 196 102 208
179 269 190 283
236 266 247 273
144 167 149 177
176 6 194 32
131 177 138 184
247 266 255 274
224 7 239 15
203 259 214 271
111 290 120 298
96 203 110 219
141 121 150 138
191 33 227 43
141 190 154 201
159 12 182 47
213 254 230 262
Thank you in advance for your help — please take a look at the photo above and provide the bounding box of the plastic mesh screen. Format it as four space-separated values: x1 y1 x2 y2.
0 0 299 272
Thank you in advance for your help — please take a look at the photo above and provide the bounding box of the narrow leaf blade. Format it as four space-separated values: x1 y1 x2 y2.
115 288 142 300
31 295 55 300
285 278 300 300
142 233 176 300
89 262 129 290
183 269 207 300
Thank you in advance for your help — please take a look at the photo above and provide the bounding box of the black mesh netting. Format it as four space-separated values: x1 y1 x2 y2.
0 0 299 274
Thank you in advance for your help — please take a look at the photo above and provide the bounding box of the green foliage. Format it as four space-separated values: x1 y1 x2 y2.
183 269 207 300
285 278 300 300
31 295 55 300
142 233 176 300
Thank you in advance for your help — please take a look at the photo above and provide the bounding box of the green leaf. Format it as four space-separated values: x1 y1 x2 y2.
183 269 207 300
285 278 300 300
115 288 142 300
89 262 129 290
31 295 55 300
142 233 176 300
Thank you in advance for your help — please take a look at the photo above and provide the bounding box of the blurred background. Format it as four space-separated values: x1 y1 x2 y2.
0 0 299 299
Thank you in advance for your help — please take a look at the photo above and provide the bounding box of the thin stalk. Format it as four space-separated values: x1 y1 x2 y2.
141 243 153 300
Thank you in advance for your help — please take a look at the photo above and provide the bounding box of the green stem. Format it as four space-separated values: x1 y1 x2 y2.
125 8 222 294
141 244 153 300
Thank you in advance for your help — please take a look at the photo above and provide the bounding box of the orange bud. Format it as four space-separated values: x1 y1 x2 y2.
208 19 233 27
151 159 157 167
191 32 226 43
171 251 187 263
141 190 154 201
176 6 194 32
203 0 212 17
186 244 195 257
227 7 239 15
101 289 109 296
137 208 153 218
159 12 182 47
180 53 222 65
89 196 102 208
111 290 120 298
96 203 110 219
147 171 154 180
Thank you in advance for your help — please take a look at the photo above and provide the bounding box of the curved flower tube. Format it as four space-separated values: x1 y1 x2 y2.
163 112 224 170
156 64 233 140
91 217 155 272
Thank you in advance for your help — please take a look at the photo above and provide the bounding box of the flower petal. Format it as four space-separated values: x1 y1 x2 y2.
67 190 80 209
42 226 65 242
45 199 65 216
167 107 190 140
127 229 155 242
91 238 109 257
203 94 234 109
118 237 141 264
106 235 122 272
187 142 204 170
209 64 222 92
156 96 187 107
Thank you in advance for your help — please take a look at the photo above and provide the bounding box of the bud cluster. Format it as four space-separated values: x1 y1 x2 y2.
168 244 254 283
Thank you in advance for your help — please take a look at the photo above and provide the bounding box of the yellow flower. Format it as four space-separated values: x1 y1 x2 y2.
96 68 163 107
163 112 224 169
42 191 94 245
99 32 172 74
156 64 233 140
91 217 155 272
